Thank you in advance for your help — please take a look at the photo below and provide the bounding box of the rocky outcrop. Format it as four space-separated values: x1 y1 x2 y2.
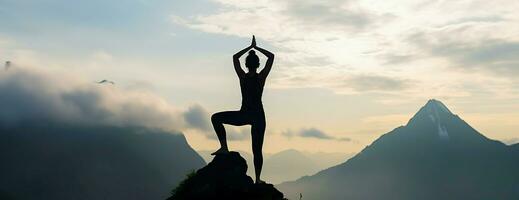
168 151 285 200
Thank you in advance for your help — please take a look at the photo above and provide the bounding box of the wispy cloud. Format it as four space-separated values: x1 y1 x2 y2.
170 0 383 39
282 128 352 142
410 33 519 76
342 75 412 92
181 104 250 141
184 105 212 131
281 0 378 29
272 73 413 94
205 126 251 141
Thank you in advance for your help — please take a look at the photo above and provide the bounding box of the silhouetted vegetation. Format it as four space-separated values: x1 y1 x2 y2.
170 170 196 198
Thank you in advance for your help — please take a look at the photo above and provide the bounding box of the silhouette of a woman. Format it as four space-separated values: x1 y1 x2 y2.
211 36 274 184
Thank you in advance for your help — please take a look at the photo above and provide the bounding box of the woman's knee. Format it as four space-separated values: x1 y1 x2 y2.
252 139 263 153
211 113 221 123
252 146 263 156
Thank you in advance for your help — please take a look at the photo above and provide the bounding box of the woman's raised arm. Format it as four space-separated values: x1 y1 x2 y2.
255 44 275 79
233 38 254 77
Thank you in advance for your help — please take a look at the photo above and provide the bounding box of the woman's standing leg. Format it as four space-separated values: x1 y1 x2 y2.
251 115 266 183
211 111 248 155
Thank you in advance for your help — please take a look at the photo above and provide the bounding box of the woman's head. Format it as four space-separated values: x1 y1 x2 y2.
245 50 260 72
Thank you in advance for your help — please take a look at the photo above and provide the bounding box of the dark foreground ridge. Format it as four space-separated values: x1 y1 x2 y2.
0 124 205 200
167 151 286 200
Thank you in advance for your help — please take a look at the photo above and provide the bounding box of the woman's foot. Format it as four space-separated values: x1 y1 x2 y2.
211 147 229 155
255 179 266 184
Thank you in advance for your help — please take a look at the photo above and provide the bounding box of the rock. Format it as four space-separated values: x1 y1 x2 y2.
168 151 286 200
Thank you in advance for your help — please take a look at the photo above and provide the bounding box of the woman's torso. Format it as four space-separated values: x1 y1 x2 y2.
239 74 265 113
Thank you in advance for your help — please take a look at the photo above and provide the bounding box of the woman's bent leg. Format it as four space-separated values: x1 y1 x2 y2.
211 111 248 155
251 118 266 183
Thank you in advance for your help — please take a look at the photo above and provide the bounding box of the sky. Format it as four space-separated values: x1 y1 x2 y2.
1 0 518 154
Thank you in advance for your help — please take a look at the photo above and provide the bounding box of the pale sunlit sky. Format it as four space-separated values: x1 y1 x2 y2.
1 0 519 154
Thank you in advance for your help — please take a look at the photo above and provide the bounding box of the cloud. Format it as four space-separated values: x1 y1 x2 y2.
171 0 381 39
203 126 250 141
91 50 114 62
343 75 412 92
226 127 251 141
443 15 506 26
0 65 194 132
272 73 413 94
336 137 352 142
407 25 519 77
0 62 267 142
280 0 376 29
168 0 388 77
282 128 351 142
182 105 250 141
183 105 212 131
381 54 417 65
168 0 519 102
299 128 334 139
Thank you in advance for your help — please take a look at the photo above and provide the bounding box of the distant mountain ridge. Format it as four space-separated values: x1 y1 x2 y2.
0 123 205 200
279 100 519 200
198 149 350 184
264 149 319 184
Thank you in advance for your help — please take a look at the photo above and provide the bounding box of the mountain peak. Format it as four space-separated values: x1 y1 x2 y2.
407 99 455 140
410 99 454 123
423 99 452 115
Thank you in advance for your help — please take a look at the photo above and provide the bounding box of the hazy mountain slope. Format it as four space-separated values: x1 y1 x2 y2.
304 151 354 172
513 143 519 151
0 123 205 200
264 149 319 184
279 100 519 200
512 143 519 163
199 149 350 184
